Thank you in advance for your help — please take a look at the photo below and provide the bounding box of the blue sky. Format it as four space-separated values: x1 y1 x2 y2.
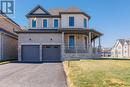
12 0 130 47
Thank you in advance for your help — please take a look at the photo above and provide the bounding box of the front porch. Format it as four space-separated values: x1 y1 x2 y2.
61 29 103 60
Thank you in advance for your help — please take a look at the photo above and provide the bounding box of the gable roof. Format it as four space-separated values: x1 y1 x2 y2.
126 40 130 44
26 5 91 19
0 10 20 27
111 39 129 50
26 5 51 18
59 12 91 20
111 39 124 50
118 39 125 45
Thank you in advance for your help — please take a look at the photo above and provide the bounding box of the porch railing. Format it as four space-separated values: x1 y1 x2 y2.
65 46 88 53
64 46 99 54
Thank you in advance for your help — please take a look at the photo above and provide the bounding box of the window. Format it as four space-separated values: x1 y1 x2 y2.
69 16 74 27
54 19 58 28
118 46 121 49
84 18 87 28
43 19 48 28
32 19 36 28
69 36 75 49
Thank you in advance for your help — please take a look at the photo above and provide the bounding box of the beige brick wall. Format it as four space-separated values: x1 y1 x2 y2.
19 33 62 44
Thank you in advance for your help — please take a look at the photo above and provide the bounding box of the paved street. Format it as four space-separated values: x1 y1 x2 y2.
0 63 67 87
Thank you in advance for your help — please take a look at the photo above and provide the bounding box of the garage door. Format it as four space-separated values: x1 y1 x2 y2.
42 45 61 62
22 45 40 62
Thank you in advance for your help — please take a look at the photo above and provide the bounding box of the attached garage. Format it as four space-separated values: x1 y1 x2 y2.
22 45 40 62
21 45 61 62
42 45 61 62
18 32 63 62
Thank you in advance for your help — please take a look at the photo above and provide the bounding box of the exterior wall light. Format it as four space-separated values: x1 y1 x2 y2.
29 38 32 41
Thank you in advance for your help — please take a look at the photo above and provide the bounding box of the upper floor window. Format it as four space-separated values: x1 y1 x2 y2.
118 46 121 49
84 18 87 28
32 19 36 28
54 19 58 28
43 19 48 28
69 16 74 27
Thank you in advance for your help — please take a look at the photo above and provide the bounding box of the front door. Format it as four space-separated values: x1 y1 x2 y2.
69 36 75 49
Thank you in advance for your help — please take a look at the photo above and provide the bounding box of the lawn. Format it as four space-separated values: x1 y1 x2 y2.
0 61 10 65
64 60 130 87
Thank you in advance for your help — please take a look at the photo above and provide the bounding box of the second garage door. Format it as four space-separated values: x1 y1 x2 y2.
42 45 61 62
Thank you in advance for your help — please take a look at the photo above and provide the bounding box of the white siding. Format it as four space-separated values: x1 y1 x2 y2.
123 42 129 57
116 43 123 58
111 40 130 58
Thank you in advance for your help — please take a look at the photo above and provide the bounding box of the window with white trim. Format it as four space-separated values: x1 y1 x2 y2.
69 16 74 27
54 19 58 28
43 19 48 28
32 19 36 28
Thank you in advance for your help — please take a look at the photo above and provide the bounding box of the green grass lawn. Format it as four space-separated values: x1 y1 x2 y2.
64 60 130 87
0 59 16 65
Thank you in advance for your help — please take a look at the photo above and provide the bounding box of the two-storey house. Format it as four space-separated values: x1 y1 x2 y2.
111 39 130 58
16 5 103 62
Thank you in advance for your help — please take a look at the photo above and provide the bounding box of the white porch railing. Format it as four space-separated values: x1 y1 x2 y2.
64 46 98 54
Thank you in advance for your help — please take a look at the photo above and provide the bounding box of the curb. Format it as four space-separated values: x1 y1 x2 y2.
63 62 75 87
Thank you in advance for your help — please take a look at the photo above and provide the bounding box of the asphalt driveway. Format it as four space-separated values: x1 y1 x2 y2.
0 63 67 87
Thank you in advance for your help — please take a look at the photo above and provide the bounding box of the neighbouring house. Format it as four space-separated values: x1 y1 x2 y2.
0 11 22 61
100 48 111 57
16 5 103 62
111 39 130 58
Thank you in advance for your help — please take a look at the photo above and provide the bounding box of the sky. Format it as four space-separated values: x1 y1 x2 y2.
11 0 130 47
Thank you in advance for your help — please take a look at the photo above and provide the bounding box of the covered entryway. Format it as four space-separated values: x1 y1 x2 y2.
22 45 40 62
42 45 61 62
